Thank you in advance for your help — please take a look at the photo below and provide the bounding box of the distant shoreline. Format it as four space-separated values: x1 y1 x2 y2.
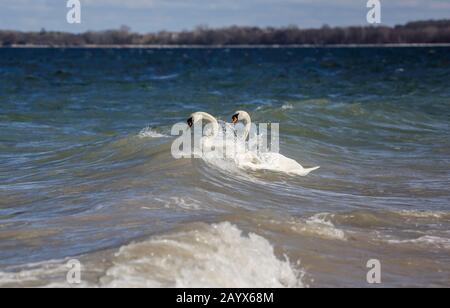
3 20 450 47
2 43 450 49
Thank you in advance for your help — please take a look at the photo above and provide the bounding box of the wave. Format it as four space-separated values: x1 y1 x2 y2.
138 127 168 139
224 211 348 242
0 222 305 288
393 210 450 220
302 213 347 240
0 260 92 288
149 73 180 81
100 222 305 288
304 210 450 249
281 103 294 110
326 209 450 229
387 236 450 250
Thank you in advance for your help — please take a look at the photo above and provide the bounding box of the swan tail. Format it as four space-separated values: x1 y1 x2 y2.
303 166 320 175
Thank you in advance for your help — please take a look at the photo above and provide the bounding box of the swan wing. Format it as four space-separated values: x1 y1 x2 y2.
258 153 320 176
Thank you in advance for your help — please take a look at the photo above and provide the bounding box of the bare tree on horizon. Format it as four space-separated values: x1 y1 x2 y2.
1 19 449 46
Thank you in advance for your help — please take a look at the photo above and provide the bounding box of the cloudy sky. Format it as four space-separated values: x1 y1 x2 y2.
0 0 449 32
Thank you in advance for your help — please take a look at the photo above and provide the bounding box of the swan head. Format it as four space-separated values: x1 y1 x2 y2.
231 113 239 124
187 112 218 129
187 116 194 128
232 111 250 125
187 112 201 128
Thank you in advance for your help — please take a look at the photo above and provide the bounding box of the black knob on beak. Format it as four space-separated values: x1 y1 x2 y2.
187 117 193 128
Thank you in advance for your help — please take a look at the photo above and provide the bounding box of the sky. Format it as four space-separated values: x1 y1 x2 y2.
0 0 449 33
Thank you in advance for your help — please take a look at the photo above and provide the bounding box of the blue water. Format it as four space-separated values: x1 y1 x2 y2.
0 47 449 287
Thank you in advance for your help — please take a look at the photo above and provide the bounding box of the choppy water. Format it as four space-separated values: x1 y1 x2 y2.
0 47 449 288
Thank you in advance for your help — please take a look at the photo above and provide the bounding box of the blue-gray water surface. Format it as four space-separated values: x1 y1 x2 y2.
0 47 449 287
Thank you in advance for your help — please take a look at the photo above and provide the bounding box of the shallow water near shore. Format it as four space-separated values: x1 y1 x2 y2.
0 47 449 287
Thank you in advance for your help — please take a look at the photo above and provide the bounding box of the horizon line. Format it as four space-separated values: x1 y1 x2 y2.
3 44 450 49
1 18 449 34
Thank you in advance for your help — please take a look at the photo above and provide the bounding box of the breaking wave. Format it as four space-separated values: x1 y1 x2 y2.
100 222 305 288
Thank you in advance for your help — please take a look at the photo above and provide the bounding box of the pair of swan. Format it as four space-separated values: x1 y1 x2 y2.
187 111 320 176
187 111 252 140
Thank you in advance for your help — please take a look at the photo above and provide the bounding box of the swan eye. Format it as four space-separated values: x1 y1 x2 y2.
232 113 239 124
187 117 193 128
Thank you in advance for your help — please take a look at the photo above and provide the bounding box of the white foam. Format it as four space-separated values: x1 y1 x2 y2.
387 236 450 250
100 222 305 288
281 104 294 110
394 210 449 219
169 197 203 210
0 260 91 288
291 213 347 241
138 127 167 138
150 73 179 80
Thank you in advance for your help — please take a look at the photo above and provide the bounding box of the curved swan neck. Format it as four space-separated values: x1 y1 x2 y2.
236 111 251 140
192 112 219 137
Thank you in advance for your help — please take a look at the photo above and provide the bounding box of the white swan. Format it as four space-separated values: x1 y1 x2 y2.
187 112 220 137
187 112 225 158
231 111 320 176
232 110 252 140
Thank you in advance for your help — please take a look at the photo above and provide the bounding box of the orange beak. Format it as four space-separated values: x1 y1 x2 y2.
232 114 239 124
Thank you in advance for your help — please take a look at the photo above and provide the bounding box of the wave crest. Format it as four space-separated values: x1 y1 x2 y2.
100 222 305 288
138 127 168 138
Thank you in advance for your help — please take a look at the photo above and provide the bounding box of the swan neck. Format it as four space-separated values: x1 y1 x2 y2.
199 112 219 137
242 115 251 140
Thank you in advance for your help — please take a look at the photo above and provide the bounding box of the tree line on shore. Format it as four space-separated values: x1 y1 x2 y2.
1 20 449 46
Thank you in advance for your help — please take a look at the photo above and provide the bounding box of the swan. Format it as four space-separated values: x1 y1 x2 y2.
232 110 252 140
231 110 320 176
187 112 225 158
187 112 219 137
